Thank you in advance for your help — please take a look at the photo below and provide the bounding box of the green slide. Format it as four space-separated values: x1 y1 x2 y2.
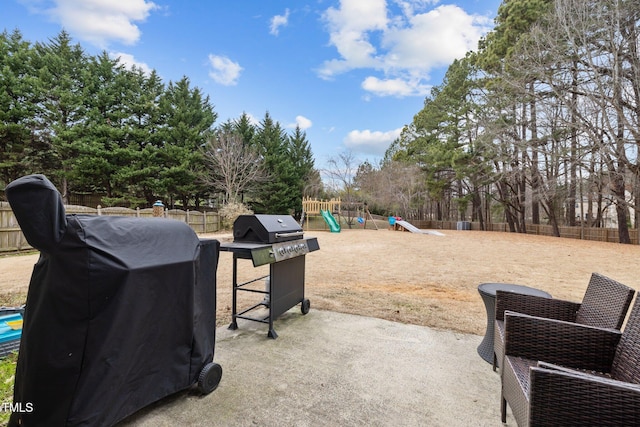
321 209 341 232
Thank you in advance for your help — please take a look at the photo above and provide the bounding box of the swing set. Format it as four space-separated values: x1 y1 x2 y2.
301 197 378 231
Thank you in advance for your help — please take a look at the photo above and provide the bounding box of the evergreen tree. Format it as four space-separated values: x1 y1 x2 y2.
71 51 128 202
478 0 553 71
32 30 88 201
252 112 297 214
233 112 256 147
287 125 316 216
157 76 217 208
113 68 166 206
0 30 41 184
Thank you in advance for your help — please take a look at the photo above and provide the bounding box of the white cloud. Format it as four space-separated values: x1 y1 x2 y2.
32 0 159 47
361 76 430 97
207 54 243 86
392 0 441 18
344 128 402 156
270 9 290 36
382 5 491 71
288 115 313 130
319 0 492 97
319 0 387 79
110 52 152 75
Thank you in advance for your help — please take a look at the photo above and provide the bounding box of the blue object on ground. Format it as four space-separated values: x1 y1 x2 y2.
0 312 23 358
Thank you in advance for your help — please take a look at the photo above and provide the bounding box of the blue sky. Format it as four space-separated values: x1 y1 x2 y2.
1 0 501 172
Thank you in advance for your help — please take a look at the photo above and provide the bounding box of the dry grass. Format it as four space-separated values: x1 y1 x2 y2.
2 228 640 336
211 228 640 335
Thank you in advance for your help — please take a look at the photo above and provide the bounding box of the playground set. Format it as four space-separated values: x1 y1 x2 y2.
301 197 379 232
301 197 441 235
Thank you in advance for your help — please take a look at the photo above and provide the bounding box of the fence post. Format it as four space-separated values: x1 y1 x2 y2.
152 201 164 217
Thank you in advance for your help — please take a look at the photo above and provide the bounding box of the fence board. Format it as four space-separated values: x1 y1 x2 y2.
0 203 220 252
4 202 635 252
415 220 637 245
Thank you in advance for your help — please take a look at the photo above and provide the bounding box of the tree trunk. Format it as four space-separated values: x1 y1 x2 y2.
472 188 485 230
529 82 540 224
61 177 69 205
567 61 578 226
612 168 631 244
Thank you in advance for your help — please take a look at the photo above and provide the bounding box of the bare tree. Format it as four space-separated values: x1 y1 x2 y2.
526 0 640 242
379 162 427 219
325 150 360 227
201 130 266 203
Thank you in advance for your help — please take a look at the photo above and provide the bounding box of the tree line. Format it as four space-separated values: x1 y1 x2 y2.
0 29 319 215
354 0 640 243
7 0 635 239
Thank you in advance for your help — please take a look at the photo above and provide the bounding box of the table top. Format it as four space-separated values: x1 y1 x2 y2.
477 283 551 298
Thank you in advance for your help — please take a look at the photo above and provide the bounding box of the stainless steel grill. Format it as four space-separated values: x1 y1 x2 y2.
220 214 319 338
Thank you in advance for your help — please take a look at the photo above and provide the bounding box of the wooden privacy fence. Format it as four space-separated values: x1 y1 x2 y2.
0 202 221 252
415 220 640 245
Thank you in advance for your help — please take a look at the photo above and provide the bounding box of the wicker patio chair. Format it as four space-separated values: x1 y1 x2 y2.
500 295 640 426
493 272 635 371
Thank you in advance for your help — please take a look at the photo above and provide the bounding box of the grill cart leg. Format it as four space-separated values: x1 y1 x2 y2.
267 270 277 339
228 253 239 331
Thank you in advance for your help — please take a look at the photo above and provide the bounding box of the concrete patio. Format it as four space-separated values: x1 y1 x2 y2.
118 309 511 426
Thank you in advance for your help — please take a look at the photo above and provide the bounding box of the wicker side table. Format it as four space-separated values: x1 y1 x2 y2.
477 283 551 364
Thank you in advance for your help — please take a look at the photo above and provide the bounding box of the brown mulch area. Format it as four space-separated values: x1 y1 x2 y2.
2 228 640 335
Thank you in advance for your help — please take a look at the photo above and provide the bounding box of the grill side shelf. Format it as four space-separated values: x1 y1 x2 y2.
250 245 275 267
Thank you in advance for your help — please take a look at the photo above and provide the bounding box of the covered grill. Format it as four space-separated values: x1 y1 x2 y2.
221 214 319 338
5 174 222 427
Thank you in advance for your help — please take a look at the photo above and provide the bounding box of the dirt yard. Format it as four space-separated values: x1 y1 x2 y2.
2 228 640 335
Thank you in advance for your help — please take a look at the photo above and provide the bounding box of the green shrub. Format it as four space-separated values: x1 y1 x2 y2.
0 351 18 424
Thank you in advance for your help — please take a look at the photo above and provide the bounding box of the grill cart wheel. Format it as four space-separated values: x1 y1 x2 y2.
197 362 222 394
301 298 311 315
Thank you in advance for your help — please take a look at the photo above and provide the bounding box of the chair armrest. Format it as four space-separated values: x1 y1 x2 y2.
504 311 621 372
528 366 640 425
495 290 579 322
537 361 613 379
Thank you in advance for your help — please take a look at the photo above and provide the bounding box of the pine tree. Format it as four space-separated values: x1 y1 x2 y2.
252 112 297 214
0 30 41 184
32 30 88 201
287 125 316 216
157 76 217 208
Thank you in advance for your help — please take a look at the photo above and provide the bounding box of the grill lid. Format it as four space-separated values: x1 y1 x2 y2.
233 214 303 243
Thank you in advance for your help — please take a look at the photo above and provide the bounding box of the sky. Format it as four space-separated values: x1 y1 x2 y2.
1 0 502 172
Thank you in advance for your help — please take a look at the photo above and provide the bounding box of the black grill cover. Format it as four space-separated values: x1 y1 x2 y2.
5 174 219 427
